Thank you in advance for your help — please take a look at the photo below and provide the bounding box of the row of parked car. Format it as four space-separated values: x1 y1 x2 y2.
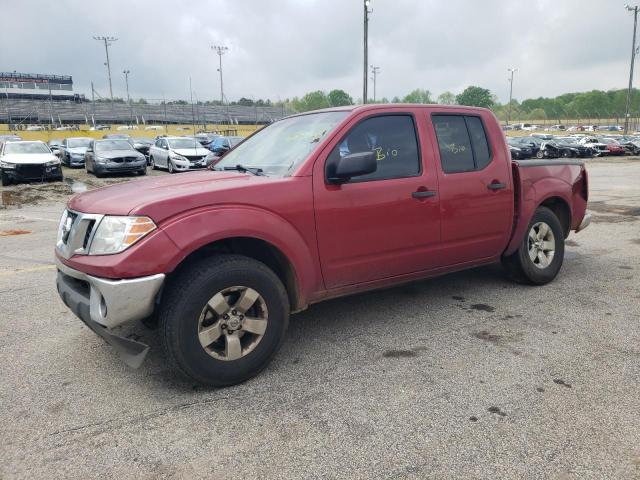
504 123 624 132
507 133 636 160
0 131 245 185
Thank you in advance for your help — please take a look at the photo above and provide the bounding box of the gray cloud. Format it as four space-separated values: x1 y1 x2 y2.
1 0 635 103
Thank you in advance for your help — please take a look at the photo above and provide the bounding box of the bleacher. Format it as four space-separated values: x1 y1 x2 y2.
0 98 290 125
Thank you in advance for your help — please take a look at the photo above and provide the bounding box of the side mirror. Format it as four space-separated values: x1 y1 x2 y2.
327 151 377 184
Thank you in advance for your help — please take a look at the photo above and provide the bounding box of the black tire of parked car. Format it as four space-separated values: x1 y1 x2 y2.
502 206 565 285
168 160 175 174
159 254 290 386
149 156 156 170
535 150 545 159
138 168 147 176
1 170 10 186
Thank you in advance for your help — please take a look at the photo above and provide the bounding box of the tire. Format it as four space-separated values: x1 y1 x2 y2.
149 156 156 170
502 206 565 285
168 159 175 173
561 150 571 158
138 168 147 176
159 254 290 386
535 150 544 159
1 170 10 186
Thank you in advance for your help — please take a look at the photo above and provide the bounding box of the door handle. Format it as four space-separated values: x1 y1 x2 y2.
487 182 506 190
412 190 437 199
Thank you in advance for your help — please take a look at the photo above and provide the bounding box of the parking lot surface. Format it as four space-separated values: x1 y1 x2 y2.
1 159 639 479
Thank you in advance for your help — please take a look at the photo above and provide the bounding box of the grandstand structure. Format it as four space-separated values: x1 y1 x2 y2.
0 72 81 101
0 97 290 126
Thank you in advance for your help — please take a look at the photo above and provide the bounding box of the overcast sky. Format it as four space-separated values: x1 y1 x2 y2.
2 0 635 103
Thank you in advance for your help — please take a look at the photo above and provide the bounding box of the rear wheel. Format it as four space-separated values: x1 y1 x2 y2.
535 150 545 159
159 254 290 386
502 206 565 285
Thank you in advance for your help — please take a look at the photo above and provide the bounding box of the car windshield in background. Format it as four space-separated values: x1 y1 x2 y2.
168 138 202 149
95 140 134 151
215 111 349 176
67 138 92 148
228 136 244 146
4 142 50 154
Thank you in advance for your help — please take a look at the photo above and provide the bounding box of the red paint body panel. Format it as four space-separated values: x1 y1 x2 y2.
59 104 589 310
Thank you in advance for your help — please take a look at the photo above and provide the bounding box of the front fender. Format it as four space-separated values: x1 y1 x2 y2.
160 205 321 304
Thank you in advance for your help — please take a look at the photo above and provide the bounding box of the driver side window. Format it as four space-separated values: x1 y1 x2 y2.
326 114 421 182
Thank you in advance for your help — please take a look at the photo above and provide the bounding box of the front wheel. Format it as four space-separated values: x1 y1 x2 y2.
535 150 545 159
159 254 290 386
168 159 175 173
149 156 156 170
502 206 565 285
1 170 10 186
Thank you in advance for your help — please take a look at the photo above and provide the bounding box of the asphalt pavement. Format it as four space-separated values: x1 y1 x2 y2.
1 159 639 479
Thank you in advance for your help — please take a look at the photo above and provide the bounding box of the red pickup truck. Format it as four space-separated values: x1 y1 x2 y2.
55 104 591 386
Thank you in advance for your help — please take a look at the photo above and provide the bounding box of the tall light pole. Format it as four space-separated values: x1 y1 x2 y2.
212 45 229 105
363 0 372 104
507 67 518 126
93 36 117 105
624 5 639 134
123 69 131 124
370 65 380 102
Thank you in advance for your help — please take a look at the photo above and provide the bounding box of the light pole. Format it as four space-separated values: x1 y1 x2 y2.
507 67 518 126
93 36 117 105
123 70 131 124
370 65 380 102
624 4 639 134
212 45 229 105
363 0 372 104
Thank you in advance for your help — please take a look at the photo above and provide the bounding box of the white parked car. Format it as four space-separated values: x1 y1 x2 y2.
514 123 538 131
0 140 63 186
577 136 608 156
148 136 214 173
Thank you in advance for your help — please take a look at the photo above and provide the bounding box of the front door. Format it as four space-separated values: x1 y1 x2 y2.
313 112 441 289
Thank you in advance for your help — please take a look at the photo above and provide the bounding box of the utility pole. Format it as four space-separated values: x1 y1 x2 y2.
93 36 117 106
370 65 380 102
507 67 518 126
123 70 131 125
624 5 639 134
363 0 372 104
211 45 229 105
190 76 196 136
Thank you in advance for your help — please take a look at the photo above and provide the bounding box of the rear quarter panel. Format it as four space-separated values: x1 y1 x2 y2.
505 160 588 256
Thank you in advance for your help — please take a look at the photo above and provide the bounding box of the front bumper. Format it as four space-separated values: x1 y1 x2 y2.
2 164 63 182
56 258 165 367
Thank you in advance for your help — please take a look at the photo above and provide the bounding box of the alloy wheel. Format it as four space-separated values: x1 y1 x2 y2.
528 222 555 269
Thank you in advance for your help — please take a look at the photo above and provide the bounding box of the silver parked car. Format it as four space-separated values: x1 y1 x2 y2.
148 136 213 173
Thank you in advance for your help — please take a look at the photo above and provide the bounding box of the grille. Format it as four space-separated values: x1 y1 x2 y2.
17 164 45 178
56 210 104 259
186 155 206 162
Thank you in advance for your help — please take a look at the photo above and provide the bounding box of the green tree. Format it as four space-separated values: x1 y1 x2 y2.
328 89 353 107
437 91 456 105
456 86 494 108
402 89 432 104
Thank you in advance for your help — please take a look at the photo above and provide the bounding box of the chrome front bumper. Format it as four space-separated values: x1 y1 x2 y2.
575 211 592 233
55 258 165 367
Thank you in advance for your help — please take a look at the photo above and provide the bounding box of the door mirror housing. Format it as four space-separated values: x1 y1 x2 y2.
327 151 377 183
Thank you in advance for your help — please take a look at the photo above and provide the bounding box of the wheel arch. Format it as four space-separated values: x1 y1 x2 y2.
539 196 571 238
168 236 304 312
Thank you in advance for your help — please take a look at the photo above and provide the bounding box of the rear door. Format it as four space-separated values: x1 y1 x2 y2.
313 110 441 289
428 111 513 266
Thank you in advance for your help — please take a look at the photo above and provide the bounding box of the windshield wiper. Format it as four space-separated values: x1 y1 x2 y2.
222 164 264 176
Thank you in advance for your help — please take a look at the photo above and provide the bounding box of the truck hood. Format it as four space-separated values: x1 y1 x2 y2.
1 153 58 164
68 170 273 223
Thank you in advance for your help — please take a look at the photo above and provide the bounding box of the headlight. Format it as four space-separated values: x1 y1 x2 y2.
88 216 157 255
46 159 61 166
95 155 107 164
0 161 16 169
170 152 187 162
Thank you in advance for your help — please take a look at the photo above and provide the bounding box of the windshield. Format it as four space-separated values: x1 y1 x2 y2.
168 138 202 149
67 138 92 148
215 111 349 176
95 140 133 151
133 138 153 144
4 142 50 154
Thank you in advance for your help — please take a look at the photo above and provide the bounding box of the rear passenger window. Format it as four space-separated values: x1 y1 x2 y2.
432 115 492 173
328 115 421 182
